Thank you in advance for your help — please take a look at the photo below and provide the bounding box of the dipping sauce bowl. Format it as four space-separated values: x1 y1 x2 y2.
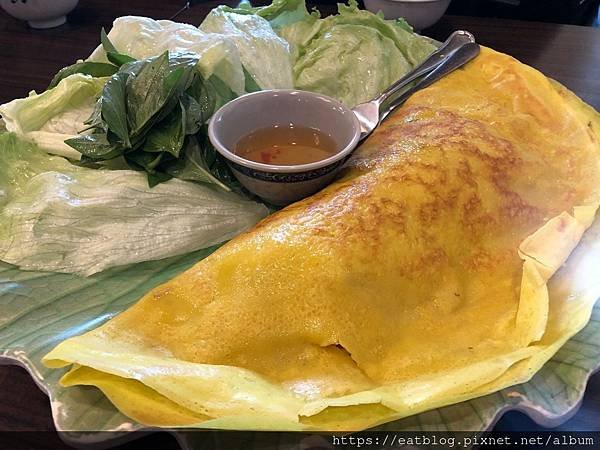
208 89 361 206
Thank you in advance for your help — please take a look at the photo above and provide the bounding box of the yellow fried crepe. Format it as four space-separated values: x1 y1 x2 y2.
43 47 600 431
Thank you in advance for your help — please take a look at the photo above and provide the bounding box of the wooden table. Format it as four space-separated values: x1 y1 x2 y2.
0 1 599 449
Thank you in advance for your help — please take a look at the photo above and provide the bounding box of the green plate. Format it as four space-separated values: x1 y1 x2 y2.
0 247 599 449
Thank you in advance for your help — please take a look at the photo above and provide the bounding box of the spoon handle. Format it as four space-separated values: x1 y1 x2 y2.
379 42 481 122
375 30 476 106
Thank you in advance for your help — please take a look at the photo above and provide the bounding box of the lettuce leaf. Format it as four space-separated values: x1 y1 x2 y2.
0 133 268 276
0 74 107 160
293 2 435 106
229 0 436 107
295 24 415 108
199 7 293 90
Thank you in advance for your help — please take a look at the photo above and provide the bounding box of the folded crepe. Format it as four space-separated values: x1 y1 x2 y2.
43 47 600 431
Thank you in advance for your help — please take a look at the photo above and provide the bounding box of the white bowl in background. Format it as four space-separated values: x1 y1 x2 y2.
0 0 79 29
364 0 451 31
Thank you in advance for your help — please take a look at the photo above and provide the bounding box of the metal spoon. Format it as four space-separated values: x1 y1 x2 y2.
353 32 480 140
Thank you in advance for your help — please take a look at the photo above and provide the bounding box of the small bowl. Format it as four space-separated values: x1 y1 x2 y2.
0 0 79 29
364 0 451 30
208 90 361 206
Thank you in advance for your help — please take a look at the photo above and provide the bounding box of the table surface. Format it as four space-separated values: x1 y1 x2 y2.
0 1 599 449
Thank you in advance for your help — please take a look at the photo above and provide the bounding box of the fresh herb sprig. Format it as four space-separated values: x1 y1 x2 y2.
58 30 237 189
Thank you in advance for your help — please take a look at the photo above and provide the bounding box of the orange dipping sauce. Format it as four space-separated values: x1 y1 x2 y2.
234 125 337 166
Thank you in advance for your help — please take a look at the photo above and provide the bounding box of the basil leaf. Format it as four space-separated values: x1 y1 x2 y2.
75 155 106 169
146 171 173 188
126 52 172 135
107 51 137 67
48 62 118 90
196 132 243 193
154 55 199 115
101 72 131 147
180 94 203 135
77 98 106 134
163 136 231 191
126 53 198 138
144 101 185 158
101 28 136 67
243 66 261 93
123 153 173 187
100 28 118 53
153 58 199 124
185 76 215 126
205 75 237 112
125 150 176 187
84 98 103 127
152 66 186 121
120 59 145 77
65 133 124 160
125 149 166 171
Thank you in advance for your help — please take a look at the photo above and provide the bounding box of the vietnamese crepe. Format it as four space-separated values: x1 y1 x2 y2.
44 47 600 431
